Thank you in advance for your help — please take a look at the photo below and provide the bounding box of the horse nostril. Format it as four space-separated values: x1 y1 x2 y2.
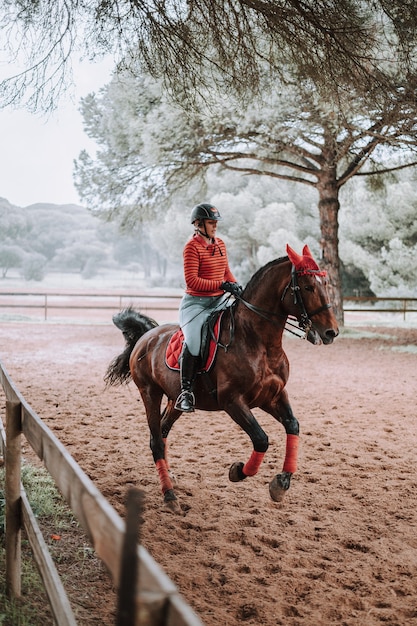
326 328 339 339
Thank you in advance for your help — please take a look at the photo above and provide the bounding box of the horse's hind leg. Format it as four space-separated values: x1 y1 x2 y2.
142 389 183 515
160 400 182 484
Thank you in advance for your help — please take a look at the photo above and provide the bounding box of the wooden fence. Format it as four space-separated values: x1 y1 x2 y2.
0 361 204 626
343 296 417 320
0 291 183 322
0 291 416 322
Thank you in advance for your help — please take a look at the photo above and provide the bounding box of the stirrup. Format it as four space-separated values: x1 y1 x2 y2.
174 390 195 413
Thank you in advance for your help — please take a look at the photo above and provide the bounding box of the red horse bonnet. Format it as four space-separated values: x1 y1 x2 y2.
286 244 326 276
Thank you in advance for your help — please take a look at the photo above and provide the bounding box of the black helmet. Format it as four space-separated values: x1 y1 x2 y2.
190 203 222 223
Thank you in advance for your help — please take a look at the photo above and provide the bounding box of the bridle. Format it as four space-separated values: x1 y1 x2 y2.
281 265 332 333
235 264 332 338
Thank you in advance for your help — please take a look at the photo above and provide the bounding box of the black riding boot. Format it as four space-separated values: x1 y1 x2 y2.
174 345 200 412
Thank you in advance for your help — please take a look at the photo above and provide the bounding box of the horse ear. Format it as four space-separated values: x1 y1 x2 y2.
302 244 314 258
286 244 304 268
287 243 321 272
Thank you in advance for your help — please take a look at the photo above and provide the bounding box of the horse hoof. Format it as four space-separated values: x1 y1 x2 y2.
269 472 292 502
162 490 184 515
162 499 185 515
229 462 246 482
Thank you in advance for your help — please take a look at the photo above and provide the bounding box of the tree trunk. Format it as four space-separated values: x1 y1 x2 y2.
316 153 344 325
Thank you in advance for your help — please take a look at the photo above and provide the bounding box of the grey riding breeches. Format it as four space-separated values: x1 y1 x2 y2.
179 293 229 356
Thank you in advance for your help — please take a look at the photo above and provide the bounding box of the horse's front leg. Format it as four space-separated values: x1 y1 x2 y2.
225 402 269 483
263 390 300 502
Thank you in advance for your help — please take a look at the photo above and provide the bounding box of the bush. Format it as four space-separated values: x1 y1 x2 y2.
0 245 23 278
20 254 47 281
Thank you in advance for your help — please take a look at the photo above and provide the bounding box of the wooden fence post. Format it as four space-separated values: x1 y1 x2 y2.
116 488 144 626
5 400 22 598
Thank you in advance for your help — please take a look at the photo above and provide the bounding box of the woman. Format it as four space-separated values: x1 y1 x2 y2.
175 202 242 412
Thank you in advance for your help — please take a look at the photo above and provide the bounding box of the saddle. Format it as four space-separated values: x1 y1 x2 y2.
165 310 224 373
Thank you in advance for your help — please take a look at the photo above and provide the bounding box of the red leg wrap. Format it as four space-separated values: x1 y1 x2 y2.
155 459 173 494
243 451 265 477
282 434 299 473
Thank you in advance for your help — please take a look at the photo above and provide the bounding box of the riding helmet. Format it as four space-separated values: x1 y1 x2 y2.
190 203 222 223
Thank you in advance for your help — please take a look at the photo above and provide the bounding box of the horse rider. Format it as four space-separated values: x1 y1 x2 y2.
175 203 242 413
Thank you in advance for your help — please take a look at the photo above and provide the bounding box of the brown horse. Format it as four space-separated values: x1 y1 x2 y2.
106 244 339 514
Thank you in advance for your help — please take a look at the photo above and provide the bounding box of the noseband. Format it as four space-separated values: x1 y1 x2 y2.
281 265 332 333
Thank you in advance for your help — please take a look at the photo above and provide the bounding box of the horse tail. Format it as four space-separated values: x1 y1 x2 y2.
105 307 159 386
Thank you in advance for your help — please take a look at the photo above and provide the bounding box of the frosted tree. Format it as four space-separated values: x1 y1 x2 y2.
340 172 417 295
0 245 23 278
75 67 417 321
1 1 416 110
0 199 29 242
145 169 316 287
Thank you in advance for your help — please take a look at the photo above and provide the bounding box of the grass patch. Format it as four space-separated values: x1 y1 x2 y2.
0 463 72 625
0 461 116 624
21 462 74 527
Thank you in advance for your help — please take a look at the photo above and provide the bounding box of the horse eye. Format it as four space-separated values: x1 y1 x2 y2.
305 285 315 292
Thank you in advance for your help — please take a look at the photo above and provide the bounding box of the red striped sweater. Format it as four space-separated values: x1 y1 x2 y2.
184 234 236 296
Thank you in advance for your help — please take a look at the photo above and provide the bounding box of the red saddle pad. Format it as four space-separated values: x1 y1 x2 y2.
165 313 223 373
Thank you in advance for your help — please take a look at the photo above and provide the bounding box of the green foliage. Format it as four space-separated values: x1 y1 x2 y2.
0 463 74 533
0 590 48 626
21 464 72 523
0 464 76 625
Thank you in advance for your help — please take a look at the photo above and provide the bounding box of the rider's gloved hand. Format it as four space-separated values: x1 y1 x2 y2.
221 282 243 297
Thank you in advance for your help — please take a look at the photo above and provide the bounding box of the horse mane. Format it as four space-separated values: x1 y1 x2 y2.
243 256 289 298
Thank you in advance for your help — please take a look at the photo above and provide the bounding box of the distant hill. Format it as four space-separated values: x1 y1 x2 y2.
0 197 178 285
0 197 132 280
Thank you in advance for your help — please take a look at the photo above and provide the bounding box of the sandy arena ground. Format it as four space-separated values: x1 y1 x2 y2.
0 320 416 625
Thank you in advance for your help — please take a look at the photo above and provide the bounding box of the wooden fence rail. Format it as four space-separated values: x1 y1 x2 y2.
0 291 183 321
0 291 417 322
343 296 417 320
0 361 204 626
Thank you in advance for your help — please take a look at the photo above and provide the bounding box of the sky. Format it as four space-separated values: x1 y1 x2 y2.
0 57 113 208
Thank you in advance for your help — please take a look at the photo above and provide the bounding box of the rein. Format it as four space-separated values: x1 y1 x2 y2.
237 296 303 338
